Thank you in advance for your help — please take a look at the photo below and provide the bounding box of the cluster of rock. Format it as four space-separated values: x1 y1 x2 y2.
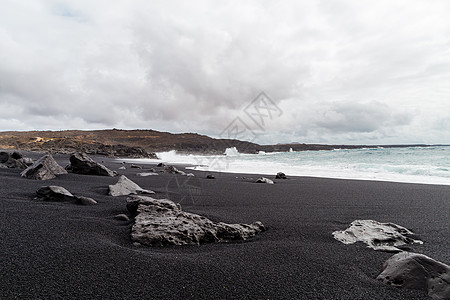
0 151 33 169
127 195 266 246
275 172 287 179
19 152 119 180
35 185 97 205
11 137 158 159
161 165 194 176
92 144 157 159
333 220 449 299
255 172 287 184
10 151 267 254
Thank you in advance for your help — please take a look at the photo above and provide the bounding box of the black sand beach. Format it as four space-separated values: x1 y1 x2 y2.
1 153 448 299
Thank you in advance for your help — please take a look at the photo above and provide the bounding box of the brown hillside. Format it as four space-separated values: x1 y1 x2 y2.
0 129 261 154
0 129 431 156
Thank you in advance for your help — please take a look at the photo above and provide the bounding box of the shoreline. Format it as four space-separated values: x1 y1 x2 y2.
1 152 448 299
118 156 450 187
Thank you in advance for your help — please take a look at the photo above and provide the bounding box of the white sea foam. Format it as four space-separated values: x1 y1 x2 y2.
122 146 450 185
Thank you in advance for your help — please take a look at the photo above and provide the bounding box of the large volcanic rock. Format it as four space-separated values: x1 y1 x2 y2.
69 152 116 176
332 220 423 252
108 175 155 196
127 195 266 246
377 252 449 299
21 154 67 180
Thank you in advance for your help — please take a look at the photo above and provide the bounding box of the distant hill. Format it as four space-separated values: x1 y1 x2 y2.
0 129 260 155
0 129 432 156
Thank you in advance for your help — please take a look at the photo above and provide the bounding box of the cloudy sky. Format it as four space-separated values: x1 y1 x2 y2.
1 0 449 145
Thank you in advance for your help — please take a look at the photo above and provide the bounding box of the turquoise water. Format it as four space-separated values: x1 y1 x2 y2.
129 146 450 185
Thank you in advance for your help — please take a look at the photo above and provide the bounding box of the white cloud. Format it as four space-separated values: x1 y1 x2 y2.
0 0 449 144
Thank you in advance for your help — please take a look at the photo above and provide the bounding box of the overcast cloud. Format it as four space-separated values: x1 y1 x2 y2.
1 0 449 144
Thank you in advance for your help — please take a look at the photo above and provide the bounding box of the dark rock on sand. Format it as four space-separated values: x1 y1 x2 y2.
36 186 75 201
275 172 287 179
35 186 97 205
163 165 186 175
377 252 450 299
127 195 266 246
21 154 68 180
10 151 23 160
130 164 142 169
0 151 10 163
0 151 28 169
332 220 423 252
206 174 215 179
256 177 274 184
70 152 116 177
108 175 155 196
157 163 166 167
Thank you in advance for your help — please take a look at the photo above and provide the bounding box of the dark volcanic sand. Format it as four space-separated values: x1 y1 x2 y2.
1 153 449 299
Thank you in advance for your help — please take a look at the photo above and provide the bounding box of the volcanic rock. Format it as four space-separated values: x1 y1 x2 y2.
76 196 97 205
0 151 28 169
206 174 215 179
0 151 10 163
21 154 67 180
70 152 116 176
377 252 449 299
275 172 287 179
36 186 75 202
256 177 274 184
332 220 423 252
35 186 97 205
127 195 266 246
108 175 155 196
164 165 185 175
136 172 159 177
10 151 23 160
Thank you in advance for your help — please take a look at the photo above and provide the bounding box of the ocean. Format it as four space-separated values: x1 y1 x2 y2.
127 146 450 185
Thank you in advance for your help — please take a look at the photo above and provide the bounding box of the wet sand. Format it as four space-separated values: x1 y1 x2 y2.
1 153 448 299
